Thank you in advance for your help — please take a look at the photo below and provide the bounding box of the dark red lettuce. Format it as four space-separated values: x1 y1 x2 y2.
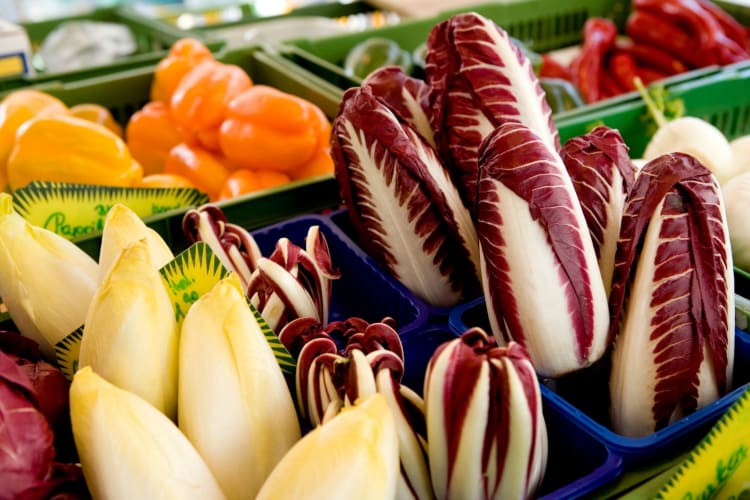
475 122 609 378
425 12 559 212
560 126 637 293
331 85 481 307
608 152 734 437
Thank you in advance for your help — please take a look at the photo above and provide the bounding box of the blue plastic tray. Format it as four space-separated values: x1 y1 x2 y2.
326 207 481 320
399 325 623 498
449 297 750 466
250 213 430 334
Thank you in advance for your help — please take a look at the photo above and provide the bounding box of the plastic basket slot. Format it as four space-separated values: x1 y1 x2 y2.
709 102 750 139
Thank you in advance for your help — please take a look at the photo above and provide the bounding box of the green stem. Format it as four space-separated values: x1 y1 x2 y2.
634 77 668 129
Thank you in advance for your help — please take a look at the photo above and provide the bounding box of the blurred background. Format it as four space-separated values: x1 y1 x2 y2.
1 0 339 23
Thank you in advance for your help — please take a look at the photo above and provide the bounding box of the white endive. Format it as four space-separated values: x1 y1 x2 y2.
179 273 301 500
98 203 174 282
0 192 98 359
70 366 225 500
256 393 399 500
79 238 179 420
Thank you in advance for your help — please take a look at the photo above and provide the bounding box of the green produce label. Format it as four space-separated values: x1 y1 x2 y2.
249 302 296 375
656 386 750 498
55 327 83 381
53 242 295 380
159 242 228 327
12 181 208 240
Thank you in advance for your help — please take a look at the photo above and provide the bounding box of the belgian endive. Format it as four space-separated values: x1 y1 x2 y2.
78 238 179 420
70 366 225 500
0 192 98 359
98 203 174 282
179 273 301 500
256 393 399 500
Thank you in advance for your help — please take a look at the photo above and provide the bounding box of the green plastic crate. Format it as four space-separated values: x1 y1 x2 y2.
0 6 223 93
2 45 343 258
272 0 738 117
123 1 392 50
555 66 750 157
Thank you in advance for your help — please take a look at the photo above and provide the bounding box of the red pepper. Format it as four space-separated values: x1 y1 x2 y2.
572 17 618 103
599 70 625 100
620 40 690 75
695 0 750 53
626 10 704 67
634 0 721 46
636 66 671 85
633 0 748 65
539 54 573 81
607 50 639 92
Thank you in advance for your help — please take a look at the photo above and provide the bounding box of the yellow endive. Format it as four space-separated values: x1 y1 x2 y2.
256 393 399 500
0 192 98 359
79 238 178 420
179 273 301 500
70 366 226 500
98 203 174 282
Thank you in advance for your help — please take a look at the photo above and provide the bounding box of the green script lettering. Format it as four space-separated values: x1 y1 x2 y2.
174 303 185 322
152 203 181 214
94 204 113 217
168 275 194 292
43 212 99 238
687 445 748 500
182 290 199 304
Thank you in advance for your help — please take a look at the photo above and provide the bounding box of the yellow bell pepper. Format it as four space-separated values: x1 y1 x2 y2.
0 90 68 189
7 115 143 191
69 103 123 138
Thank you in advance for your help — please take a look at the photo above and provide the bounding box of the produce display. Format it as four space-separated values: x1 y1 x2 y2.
3 0 750 497
0 38 335 202
331 10 735 438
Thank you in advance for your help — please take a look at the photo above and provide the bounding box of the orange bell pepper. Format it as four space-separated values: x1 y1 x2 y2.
150 38 213 104
170 59 253 152
137 172 197 189
69 103 123 138
125 101 183 176
163 142 230 200
217 169 291 200
7 115 143 191
290 146 335 181
218 85 331 175
0 90 68 185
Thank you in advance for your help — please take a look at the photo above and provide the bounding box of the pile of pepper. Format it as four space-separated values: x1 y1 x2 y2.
126 38 334 201
541 0 750 103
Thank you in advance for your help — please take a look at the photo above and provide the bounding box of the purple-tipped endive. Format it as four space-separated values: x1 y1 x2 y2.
70 367 225 499
0 192 98 359
424 328 547 499
183 204 338 331
559 126 636 294
608 153 734 437
476 122 609 377
255 393 399 500
179 273 301 499
280 317 433 499
98 203 174 282
331 83 481 308
247 226 340 332
79 238 179 420
182 204 262 290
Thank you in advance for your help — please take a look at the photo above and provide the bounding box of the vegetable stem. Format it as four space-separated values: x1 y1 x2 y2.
635 76 668 129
